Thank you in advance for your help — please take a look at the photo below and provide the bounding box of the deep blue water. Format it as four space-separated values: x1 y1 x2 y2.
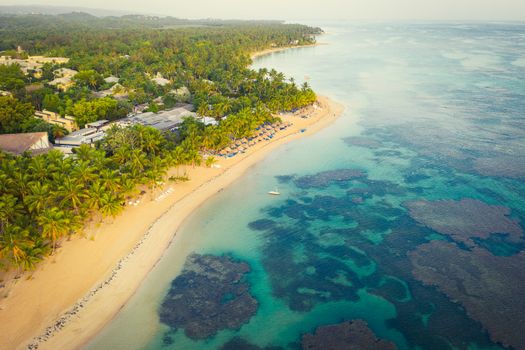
87 22 525 350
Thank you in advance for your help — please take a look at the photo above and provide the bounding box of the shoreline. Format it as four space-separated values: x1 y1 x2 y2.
250 43 323 60
0 95 344 350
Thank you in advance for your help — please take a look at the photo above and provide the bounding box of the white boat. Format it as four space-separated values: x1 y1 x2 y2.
268 188 280 195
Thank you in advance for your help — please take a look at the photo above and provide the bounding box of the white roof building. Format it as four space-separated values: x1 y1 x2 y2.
151 72 170 86
53 68 78 78
200 117 219 126
123 106 196 131
104 76 120 84
55 127 106 147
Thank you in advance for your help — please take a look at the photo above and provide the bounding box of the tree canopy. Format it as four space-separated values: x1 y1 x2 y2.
0 13 321 271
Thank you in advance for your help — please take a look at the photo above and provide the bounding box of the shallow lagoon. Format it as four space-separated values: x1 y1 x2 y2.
87 22 525 350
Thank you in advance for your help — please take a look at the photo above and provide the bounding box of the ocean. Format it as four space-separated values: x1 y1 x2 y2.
86 22 525 350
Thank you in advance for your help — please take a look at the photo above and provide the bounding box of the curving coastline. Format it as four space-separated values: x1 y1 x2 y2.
0 92 344 349
250 43 322 60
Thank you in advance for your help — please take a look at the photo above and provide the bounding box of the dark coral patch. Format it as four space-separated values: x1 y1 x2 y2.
159 254 258 339
294 169 365 189
409 241 525 349
404 198 523 246
301 320 397 350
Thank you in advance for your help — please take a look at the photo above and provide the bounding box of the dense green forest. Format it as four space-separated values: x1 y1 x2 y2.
0 14 321 270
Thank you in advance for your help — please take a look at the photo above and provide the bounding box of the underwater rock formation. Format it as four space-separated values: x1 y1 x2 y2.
221 337 283 350
409 241 525 349
342 136 383 149
405 198 523 246
301 320 397 350
294 169 365 189
159 254 258 339
473 156 525 179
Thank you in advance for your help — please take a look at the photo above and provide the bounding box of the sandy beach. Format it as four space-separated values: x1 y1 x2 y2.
0 94 344 350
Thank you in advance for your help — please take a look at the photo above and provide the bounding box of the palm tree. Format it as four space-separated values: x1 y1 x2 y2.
58 178 85 212
71 161 97 185
129 149 148 177
99 168 121 193
25 182 51 215
119 176 138 199
10 171 31 201
0 194 22 235
74 144 96 162
86 180 106 212
139 127 162 155
0 225 32 270
28 156 49 182
37 208 70 254
99 193 123 219
205 156 217 168
113 147 130 166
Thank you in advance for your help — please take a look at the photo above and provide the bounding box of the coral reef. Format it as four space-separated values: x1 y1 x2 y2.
159 254 258 339
405 198 523 246
410 241 525 349
301 320 397 350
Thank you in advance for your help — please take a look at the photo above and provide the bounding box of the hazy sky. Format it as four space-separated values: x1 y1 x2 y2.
3 0 525 21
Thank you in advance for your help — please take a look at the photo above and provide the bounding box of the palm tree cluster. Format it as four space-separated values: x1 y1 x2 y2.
0 16 321 271
0 125 202 270
0 15 319 130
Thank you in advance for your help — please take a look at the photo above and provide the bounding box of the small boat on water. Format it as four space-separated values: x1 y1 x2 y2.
268 188 280 195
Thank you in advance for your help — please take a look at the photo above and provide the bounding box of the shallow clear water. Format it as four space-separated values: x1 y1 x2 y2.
87 22 525 350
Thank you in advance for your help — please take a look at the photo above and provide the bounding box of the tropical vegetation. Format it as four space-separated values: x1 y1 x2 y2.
0 13 321 270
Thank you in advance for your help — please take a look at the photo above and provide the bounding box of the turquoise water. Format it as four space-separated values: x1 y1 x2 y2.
87 23 525 350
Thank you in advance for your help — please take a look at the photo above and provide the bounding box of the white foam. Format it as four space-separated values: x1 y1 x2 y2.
511 57 525 68
441 51 468 60
460 54 501 71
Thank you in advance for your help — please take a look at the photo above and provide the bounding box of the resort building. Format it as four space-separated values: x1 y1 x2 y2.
200 116 219 126
0 132 52 155
151 72 171 86
104 76 120 84
53 67 78 78
120 105 196 131
48 76 75 91
93 83 128 99
28 56 69 65
34 110 78 132
48 68 78 91
0 55 69 77
0 56 41 76
55 127 106 147
85 120 111 130
133 103 149 114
